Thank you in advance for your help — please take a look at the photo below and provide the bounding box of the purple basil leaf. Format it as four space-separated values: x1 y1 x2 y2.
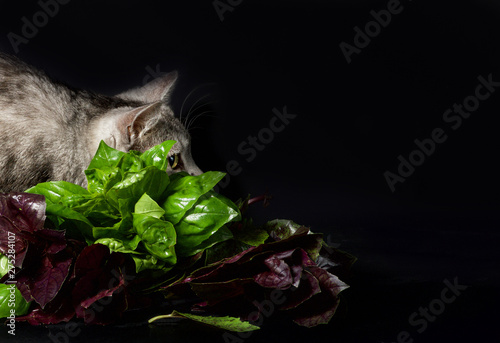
16 283 76 325
165 234 352 328
253 251 294 289
280 270 321 310
79 289 129 325
190 278 254 306
17 305 74 326
0 192 46 232
309 266 349 300
34 228 67 255
0 225 28 268
74 266 124 311
0 192 47 267
73 244 110 278
28 255 72 308
172 246 259 287
72 244 132 324
290 266 349 327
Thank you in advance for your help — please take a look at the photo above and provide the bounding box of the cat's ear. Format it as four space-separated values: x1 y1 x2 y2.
118 102 163 143
142 70 178 102
117 71 178 104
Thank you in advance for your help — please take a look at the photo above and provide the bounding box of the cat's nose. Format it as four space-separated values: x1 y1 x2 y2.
187 165 203 176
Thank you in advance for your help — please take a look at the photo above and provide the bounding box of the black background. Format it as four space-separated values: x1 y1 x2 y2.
0 0 499 342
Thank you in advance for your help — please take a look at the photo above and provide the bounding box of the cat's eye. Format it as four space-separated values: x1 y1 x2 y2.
168 154 180 169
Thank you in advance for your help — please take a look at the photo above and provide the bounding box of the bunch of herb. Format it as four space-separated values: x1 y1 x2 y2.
26 140 241 274
0 140 354 331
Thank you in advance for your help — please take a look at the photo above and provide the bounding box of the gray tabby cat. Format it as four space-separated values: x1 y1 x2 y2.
0 52 202 192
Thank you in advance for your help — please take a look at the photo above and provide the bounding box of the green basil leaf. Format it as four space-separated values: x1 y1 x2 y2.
204 240 251 265
133 213 177 264
26 181 89 204
162 171 226 225
64 193 119 223
0 284 31 318
0 255 10 278
106 167 170 209
175 191 241 257
181 225 233 257
231 218 269 246
45 203 94 228
116 150 144 173
140 140 176 171
87 140 125 171
149 311 260 332
92 226 120 240
85 167 122 194
131 254 172 273
135 193 165 219
92 211 135 240
94 237 142 253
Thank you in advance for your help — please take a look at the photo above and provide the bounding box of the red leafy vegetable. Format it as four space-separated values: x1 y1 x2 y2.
0 192 46 268
71 244 134 324
1 192 74 308
163 226 351 327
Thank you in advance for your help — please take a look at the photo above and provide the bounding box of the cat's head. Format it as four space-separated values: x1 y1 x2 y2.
91 71 202 176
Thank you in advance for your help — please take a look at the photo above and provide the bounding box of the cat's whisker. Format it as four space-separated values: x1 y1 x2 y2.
186 101 218 127
184 93 214 127
188 96 216 115
179 83 217 124
186 110 211 130
187 110 216 131
189 112 218 127
179 88 199 124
